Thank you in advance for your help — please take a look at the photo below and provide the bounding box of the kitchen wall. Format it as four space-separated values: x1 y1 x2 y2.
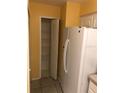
29 1 60 79
80 0 97 16
65 1 80 27
60 1 80 27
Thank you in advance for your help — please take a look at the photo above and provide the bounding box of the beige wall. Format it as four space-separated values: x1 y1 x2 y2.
29 1 61 79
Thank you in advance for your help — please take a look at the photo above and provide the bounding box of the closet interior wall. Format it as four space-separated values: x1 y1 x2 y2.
41 18 51 78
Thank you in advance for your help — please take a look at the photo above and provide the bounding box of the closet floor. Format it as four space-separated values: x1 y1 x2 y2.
31 78 63 93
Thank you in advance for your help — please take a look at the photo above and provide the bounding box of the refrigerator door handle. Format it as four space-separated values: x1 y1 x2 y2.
63 39 69 73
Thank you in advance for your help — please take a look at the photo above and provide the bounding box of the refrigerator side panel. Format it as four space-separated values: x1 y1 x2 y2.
80 28 97 93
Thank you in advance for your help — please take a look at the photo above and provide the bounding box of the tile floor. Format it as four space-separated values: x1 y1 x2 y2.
31 78 63 93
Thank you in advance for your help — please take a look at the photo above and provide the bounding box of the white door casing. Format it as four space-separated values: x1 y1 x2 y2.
50 19 59 80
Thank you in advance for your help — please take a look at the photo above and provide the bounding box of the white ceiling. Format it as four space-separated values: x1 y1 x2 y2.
31 0 86 6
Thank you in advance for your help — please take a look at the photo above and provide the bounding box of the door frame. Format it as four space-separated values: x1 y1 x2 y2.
39 16 60 79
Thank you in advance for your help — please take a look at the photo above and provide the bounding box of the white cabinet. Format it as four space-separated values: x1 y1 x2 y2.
88 80 97 93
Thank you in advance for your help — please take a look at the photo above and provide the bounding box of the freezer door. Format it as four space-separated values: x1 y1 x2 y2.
62 27 84 93
60 28 69 88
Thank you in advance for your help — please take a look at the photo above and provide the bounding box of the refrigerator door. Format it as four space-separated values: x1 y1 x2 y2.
62 27 84 93
60 28 69 88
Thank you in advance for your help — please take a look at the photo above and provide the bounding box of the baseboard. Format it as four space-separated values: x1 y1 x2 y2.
31 77 41 81
58 77 61 83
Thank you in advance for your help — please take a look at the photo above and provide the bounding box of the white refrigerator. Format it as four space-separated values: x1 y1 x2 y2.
60 27 97 93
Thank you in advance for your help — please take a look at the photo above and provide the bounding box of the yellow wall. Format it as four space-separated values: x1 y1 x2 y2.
60 1 80 27
29 1 60 79
80 0 97 16
66 1 80 27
